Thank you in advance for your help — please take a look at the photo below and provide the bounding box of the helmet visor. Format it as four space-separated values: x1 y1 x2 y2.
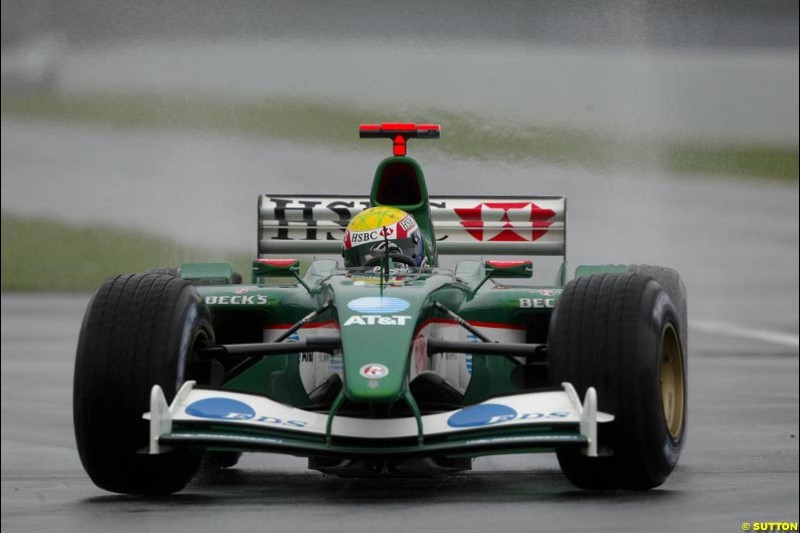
344 235 421 267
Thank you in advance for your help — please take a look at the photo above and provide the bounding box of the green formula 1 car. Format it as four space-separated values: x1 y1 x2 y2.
73 123 687 494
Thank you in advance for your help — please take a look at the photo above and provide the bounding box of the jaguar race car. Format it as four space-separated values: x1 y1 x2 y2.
73 122 687 494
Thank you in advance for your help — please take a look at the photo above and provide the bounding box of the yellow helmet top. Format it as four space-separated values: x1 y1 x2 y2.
346 206 408 233
342 206 424 267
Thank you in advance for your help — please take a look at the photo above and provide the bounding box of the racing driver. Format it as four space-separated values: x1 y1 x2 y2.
342 206 426 269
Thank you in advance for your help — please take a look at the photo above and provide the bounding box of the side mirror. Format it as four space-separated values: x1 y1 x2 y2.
180 262 235 284
484 259 533 279
252 258 301 277
252 258 311 293
471 260 533 298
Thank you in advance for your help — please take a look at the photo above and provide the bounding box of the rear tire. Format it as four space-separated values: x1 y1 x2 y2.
549 272 687 490
73 274 213 494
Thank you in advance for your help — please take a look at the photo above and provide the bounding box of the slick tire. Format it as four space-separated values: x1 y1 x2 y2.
549 272 687 490
626 264 688 359
73 273 214 494
140 267 243 474
144 267 180 278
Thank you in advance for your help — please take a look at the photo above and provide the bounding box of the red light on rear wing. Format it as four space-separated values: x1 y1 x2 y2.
359 123 440 139
359 122 441 156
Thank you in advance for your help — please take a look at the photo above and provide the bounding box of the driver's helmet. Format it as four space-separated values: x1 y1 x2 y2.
342 206 425 268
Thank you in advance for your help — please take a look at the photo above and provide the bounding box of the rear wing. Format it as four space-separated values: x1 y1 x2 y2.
258 195 566 257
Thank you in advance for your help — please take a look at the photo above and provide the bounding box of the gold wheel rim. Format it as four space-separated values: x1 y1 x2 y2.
660 323 685 439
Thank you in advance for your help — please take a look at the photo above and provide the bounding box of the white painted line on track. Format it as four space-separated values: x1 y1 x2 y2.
691 320 800 349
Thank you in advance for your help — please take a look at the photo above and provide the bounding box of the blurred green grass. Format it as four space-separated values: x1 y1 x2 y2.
1 212 251 292
2 92 797 182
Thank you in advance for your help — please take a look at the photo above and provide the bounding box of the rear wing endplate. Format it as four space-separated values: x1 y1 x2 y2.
258 195 566 257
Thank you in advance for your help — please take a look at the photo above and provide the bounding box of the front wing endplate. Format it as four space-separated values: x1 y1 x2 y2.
145 382 612 459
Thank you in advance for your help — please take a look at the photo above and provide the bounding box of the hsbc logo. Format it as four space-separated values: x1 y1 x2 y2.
350 231 380 244
454 202 556 242
350 227 394 244
263 197 437 242
261 197 561 246
265 197 370 241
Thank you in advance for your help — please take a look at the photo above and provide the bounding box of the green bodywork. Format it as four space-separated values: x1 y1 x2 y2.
181 262 235 285
196 267 562 407
170 150 586 465
370 156 438 265
185 153 569 409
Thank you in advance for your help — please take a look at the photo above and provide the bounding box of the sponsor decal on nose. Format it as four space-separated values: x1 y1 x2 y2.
347 297 410 314
360 363 390 379
343 315 412 326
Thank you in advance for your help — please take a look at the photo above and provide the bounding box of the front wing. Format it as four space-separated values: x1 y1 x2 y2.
144 382 612 460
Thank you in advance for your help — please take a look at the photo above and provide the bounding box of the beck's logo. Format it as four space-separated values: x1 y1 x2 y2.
454 202 556 242
205 295 268 305
519 298 556 309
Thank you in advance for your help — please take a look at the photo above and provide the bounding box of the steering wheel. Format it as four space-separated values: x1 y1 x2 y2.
364 254 417 267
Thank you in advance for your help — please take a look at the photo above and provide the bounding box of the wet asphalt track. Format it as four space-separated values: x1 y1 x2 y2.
2 119 798 532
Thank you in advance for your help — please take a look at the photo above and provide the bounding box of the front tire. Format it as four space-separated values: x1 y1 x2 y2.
549 272 687 490
627 264 688 359
73 273 213 494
